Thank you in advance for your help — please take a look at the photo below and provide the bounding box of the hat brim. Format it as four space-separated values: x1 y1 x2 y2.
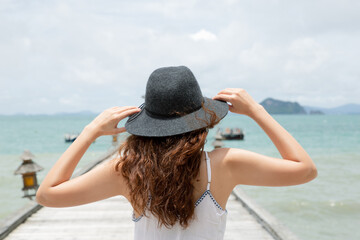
125 97 228 137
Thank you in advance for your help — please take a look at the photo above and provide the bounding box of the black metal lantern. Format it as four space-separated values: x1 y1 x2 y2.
14 150 44 200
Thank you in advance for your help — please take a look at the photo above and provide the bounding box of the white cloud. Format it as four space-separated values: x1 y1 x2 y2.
285 38 330 73
66 57 116 85
238 43 280 69
59 94 82 106
22 37 32 48
39 97 49 104
189 29 217 42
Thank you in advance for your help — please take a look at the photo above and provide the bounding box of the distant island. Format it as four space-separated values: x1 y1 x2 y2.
260 98 360 115
304 103 360 115
260 98 307 114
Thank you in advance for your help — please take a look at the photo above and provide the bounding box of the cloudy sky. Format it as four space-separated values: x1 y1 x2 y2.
0 0 359 114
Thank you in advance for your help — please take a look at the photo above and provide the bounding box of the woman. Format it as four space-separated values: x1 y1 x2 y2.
36 66 317 239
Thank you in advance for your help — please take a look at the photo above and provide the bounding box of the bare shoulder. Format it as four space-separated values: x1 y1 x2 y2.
106 158 126 179
106 158 122 176
207 147 250 184
209 147 317 187
103 158 129 195
207 147 247 167
207 148 237 189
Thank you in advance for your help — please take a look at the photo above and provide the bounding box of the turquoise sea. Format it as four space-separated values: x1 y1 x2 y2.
0 114 359 240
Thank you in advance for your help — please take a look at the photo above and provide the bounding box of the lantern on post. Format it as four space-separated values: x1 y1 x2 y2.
112 134 118 146
212 140 224 149
14 150 44 200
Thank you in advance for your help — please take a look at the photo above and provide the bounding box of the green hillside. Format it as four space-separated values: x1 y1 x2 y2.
260 98 306 114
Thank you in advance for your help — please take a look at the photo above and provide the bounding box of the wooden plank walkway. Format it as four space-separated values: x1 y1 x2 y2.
4 193 276 240
1 150 299 240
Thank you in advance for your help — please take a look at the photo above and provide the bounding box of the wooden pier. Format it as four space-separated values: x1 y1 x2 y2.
0 150 299 240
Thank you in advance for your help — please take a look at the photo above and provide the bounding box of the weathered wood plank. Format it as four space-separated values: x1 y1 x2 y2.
4 195 134 240
4 194 278 240
2 152 299 240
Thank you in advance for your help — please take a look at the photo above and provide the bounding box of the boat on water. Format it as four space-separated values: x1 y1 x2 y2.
64 133 79 143
216 128 244 140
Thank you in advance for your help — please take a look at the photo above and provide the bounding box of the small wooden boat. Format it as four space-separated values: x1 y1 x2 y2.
64 133 78 143
216 128 244 140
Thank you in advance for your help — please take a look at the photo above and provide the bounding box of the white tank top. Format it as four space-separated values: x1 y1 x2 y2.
132 152 227 240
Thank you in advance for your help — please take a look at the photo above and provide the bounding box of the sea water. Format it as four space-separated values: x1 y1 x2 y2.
0 114 359 240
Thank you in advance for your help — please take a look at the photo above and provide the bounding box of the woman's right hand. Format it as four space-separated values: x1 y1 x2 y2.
213 88 263 117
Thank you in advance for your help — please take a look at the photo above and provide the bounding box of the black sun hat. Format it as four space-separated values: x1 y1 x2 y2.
125 66 228 137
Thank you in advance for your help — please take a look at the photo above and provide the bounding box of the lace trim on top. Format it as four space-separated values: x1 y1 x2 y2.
194 189 227 212
132 212 143 222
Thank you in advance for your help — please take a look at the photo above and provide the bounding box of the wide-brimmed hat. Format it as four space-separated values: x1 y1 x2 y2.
125 66 228 137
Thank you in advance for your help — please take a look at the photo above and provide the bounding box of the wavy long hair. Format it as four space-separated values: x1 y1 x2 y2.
114 105 221 228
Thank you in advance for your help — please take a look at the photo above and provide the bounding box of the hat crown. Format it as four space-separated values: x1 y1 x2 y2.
145 66 203 117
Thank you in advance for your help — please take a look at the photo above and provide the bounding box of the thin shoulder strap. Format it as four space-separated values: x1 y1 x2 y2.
205 151 211 191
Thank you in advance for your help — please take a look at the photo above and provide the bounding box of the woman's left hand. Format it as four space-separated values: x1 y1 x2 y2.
85 106 141 138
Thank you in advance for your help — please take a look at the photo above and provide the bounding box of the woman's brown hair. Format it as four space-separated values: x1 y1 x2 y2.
114 105 221 228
